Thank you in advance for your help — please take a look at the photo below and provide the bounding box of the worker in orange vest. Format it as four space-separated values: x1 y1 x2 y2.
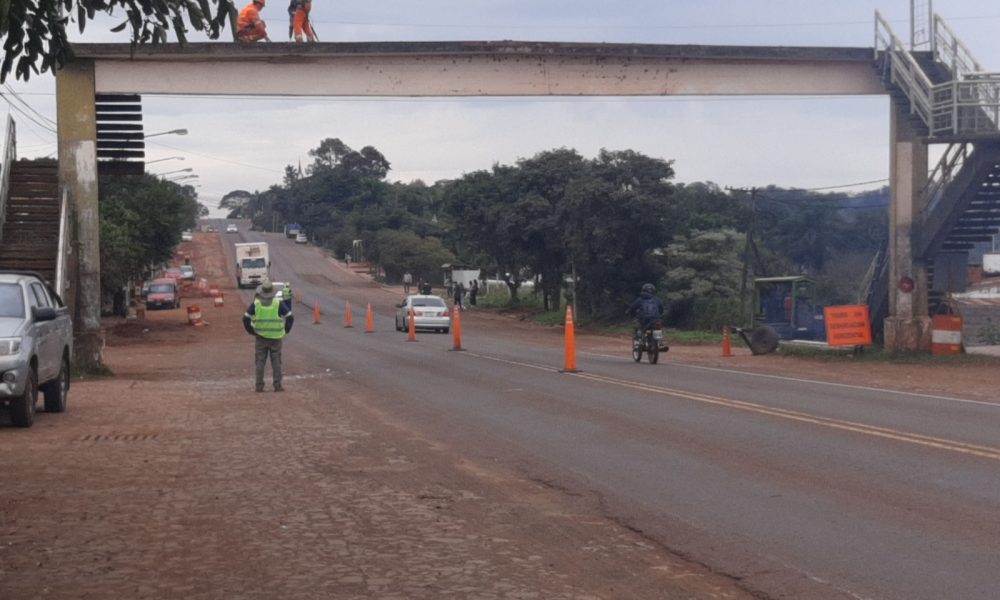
288 0 317 42
238 0 270 42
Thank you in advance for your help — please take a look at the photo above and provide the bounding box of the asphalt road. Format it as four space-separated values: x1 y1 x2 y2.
220 221 1000 600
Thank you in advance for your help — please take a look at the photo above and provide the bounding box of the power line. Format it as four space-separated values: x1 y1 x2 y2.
3 84 56 128
147 139 286 175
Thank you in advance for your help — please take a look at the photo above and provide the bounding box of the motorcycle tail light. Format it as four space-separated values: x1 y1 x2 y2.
653 320 663 329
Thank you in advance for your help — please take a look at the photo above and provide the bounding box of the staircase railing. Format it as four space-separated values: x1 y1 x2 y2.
876 12 1000 139
922 143 970 216
932 14 982 76
0 116 16 243
875 11 936 130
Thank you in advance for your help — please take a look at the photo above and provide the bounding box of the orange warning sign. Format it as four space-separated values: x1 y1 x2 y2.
823 304 872 346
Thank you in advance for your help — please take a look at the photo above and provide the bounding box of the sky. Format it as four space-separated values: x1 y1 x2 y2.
3 1 1000 216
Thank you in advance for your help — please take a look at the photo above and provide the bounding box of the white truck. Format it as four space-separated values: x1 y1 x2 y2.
235 242 270 289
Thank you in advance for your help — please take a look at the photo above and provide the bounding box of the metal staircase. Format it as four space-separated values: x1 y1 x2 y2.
0 159 62 285
874 11 1000 312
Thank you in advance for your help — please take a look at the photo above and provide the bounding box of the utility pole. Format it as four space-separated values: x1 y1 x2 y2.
729 187 758 327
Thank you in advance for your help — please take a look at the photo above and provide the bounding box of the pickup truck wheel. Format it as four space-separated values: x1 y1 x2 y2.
10 366 38 428
42 355 70 413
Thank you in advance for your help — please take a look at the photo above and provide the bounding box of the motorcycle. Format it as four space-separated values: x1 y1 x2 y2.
632 320 668 364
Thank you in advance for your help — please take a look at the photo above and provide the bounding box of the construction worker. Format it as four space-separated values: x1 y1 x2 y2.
288 0 316 42
238 0 270 43
243 280 294 392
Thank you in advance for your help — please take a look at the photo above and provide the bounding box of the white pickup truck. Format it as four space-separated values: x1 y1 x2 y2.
0 271 73 427
235 242 270 289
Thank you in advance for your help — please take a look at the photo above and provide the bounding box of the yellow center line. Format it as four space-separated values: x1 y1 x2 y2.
464 351 1000 462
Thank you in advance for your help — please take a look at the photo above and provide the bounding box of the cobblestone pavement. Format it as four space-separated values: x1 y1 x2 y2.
0 233 754 600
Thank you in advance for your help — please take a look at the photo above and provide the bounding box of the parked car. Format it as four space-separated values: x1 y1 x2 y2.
395 295 451 333
181 230 194 242
0 271 73 427
146 278 181 310
226 223 238 233
179 265 196 281
295 232 307 244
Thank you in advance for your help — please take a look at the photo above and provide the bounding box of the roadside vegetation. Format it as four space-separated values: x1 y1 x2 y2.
219 137 887 334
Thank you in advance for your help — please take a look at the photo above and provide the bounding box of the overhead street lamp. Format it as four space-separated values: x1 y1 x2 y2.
146 156 185 165
154 168 193 177
168 174 200 183
144 128 189 139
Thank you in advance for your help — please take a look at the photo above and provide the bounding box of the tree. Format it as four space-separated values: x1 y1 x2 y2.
1 0 235 82
663 229 745 329
99 174 200 311
219 189 256 219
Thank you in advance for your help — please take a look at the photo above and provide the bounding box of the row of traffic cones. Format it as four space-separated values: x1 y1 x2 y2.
305 296 582 371
310 300 466 351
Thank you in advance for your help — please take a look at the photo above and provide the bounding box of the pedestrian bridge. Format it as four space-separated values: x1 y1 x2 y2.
49 13 1000 362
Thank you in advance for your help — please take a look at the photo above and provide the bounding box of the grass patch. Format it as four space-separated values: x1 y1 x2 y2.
777 344 1000 364
669 330 724 345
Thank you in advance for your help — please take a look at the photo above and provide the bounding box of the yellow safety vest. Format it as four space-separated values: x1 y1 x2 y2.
252 299 286 339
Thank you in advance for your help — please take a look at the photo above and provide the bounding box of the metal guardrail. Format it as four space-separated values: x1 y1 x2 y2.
0 116 16 243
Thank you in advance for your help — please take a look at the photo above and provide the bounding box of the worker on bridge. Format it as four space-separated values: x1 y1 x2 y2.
238 0 270 42
288 0 317 42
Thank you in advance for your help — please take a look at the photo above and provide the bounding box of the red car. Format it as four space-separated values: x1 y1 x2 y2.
145 278 181 310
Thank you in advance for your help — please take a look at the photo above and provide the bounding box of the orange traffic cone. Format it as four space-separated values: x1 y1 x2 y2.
722 325 733 357
407 306 417 342
365 303 375 333
313 302 321 324
451 304 464 351
344 301 354 328
562 306 578 373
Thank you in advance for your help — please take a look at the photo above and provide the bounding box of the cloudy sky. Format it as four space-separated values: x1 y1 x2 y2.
4 1 1000 215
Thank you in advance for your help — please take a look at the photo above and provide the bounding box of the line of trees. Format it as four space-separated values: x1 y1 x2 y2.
223 137 887 329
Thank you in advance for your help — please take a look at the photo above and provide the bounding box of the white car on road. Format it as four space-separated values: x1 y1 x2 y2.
395 295 451 333
225 223 238 233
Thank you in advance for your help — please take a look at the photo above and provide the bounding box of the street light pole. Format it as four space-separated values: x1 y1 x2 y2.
153 168 193 177
145 156 185 165
144 128 188 139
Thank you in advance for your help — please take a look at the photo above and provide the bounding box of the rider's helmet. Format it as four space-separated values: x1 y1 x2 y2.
641 283 655 294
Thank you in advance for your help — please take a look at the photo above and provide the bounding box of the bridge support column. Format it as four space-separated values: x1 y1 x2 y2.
56 60 104 370
884 108 932 353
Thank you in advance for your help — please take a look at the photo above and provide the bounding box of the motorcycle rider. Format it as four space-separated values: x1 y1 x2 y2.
626 283 666 347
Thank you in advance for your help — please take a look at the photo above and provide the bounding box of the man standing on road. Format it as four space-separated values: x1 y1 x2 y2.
243 280 294 392
403 271 413 295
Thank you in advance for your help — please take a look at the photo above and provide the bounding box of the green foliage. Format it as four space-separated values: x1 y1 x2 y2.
1 0 236 82
367 229 454 284
99 174 200 295
664 229 744 328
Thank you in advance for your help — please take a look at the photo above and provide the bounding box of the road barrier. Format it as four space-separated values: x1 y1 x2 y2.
213 293 224 308
931 314 963 355
187 305 204 326
722 325 733 357
344 301 354 328
451 305 463 351
365 303 374 333
562 306 578 372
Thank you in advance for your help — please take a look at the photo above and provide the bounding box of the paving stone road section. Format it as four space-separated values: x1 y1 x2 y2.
0 233 755 600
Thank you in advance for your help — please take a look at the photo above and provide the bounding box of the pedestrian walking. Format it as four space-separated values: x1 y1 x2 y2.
469 279 479 307
403 271 413 295
243 280 294 392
